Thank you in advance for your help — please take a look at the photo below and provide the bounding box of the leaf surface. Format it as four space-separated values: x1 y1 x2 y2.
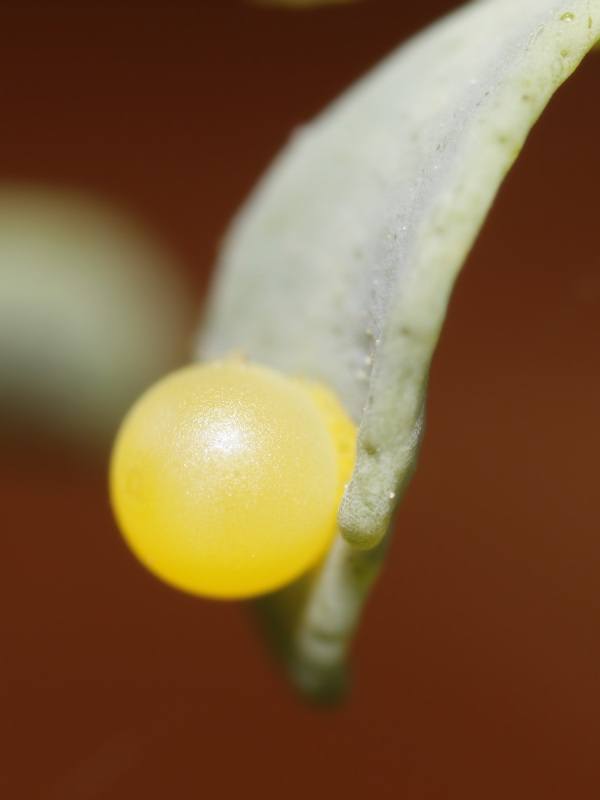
199 0 600 547
197 0 600 696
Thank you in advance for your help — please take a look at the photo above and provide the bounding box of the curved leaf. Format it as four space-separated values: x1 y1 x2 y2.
197 0 600 697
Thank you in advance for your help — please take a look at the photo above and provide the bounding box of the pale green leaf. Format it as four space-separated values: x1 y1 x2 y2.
197 0 600 698
0 185 190 446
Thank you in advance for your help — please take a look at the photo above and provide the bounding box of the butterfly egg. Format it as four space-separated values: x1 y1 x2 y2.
110 360 356 599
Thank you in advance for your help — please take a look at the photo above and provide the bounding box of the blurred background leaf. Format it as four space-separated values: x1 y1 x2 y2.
0 184 191 449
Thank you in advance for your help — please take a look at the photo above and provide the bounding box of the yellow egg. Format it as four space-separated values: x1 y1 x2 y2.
109 360 355 599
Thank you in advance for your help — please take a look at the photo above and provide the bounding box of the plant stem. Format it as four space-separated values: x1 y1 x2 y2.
255 530 390 703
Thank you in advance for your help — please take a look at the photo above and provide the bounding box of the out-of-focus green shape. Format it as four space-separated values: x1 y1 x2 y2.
198 0 600 700
0 185 191 448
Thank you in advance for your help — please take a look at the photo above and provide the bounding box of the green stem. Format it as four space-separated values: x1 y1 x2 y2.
255 530 391 703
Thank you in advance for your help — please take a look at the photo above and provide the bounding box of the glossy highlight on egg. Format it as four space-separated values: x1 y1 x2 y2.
110 360 355 599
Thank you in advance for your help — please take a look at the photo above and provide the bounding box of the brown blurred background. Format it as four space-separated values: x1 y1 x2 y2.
2 1 600 798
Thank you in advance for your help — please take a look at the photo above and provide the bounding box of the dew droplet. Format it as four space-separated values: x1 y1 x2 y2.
560 12 575 22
